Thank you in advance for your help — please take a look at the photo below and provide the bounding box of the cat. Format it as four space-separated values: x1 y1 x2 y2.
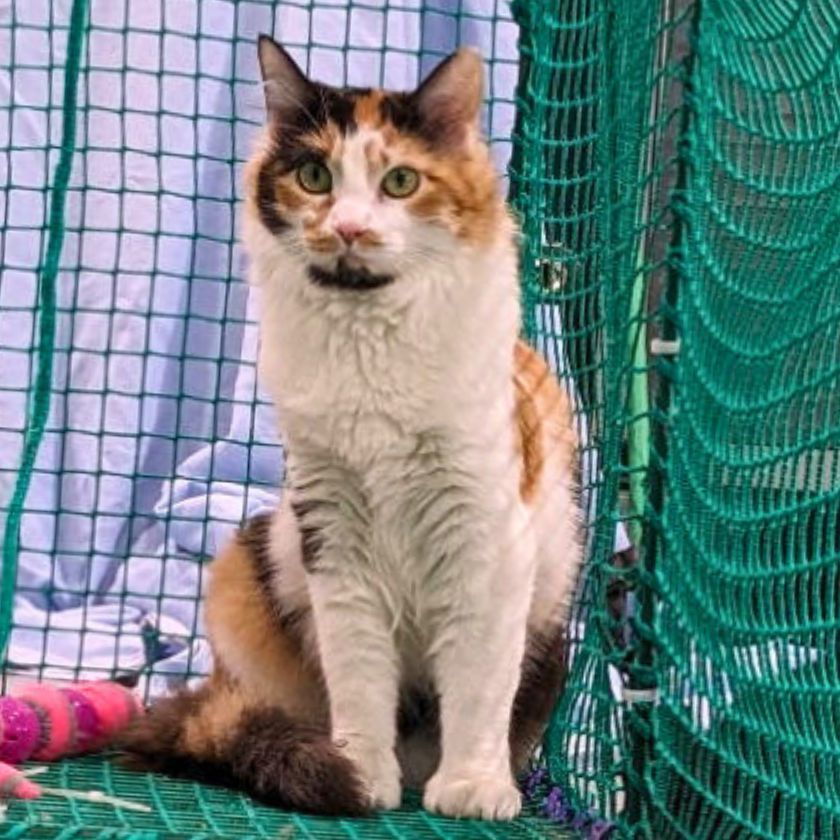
120 35 583 822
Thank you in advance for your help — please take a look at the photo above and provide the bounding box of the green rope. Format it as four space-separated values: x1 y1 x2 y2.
0 0 89 658
626 242 651 547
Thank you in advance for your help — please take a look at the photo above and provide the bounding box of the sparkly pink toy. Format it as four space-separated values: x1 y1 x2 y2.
0 681 142 800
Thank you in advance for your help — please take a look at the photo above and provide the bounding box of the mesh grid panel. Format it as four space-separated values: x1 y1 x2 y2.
0 757 571 840
1 0 839 838
0 0 521 693
648 2 840 836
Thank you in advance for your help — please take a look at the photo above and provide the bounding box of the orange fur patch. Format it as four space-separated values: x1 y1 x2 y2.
205 535 327 725
302 197 337 250
180 673 248 758
353 90 385 127
514 340 576 504
381 133 503 245
354 229 383 248
273 178 306 212
304 228 340 253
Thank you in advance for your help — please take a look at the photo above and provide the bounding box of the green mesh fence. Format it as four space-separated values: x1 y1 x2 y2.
1 0 838 838
645 2 840 837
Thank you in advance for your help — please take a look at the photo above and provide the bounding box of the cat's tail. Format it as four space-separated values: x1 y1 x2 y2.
117 675 369 816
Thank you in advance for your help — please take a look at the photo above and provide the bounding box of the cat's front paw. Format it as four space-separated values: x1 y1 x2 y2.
366 769 402 811
423 771 522 820
339 737 402 810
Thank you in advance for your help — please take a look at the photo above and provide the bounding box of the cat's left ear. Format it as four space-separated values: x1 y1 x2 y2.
412 48 484 146
257 34 314 121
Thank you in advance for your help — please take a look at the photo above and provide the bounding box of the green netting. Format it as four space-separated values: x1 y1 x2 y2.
645 2 840 837
0 756 571 840
1 0 839 838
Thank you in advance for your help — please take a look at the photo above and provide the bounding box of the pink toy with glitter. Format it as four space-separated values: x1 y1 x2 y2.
15 684 74 761
0 680 143 799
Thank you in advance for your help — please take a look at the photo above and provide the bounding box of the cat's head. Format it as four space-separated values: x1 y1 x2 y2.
245 36 506 292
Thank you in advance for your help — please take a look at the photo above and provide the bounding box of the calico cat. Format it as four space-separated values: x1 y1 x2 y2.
120 36 582 821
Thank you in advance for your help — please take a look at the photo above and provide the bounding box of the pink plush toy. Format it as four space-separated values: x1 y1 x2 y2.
0 681 142 800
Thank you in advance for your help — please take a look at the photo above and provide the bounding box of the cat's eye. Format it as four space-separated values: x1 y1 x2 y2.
297 161 332 194
381 167 420 198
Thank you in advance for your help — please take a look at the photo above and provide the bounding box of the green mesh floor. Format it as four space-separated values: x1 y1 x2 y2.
0 759 572 840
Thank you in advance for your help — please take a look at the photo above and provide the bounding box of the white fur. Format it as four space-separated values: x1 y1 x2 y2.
243 126 581 819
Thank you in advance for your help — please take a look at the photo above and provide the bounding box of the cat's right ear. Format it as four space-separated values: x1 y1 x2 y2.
411 48 484 147
257 35 312 120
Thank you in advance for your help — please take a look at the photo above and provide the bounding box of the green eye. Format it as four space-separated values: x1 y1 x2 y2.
381 166 420 198
297 161 332 194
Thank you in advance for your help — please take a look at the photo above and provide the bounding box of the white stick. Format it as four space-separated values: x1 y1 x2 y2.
38 786 152 813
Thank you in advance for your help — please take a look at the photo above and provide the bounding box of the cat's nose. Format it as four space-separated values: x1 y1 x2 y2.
334 221 368 246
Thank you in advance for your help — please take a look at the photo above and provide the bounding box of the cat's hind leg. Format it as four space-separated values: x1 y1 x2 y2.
119 515 369 816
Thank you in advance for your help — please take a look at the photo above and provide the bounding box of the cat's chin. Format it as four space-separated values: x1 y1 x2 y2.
307 258 395 292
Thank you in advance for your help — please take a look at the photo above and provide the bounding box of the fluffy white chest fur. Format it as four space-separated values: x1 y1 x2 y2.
252 223 520 464
249 220 527 613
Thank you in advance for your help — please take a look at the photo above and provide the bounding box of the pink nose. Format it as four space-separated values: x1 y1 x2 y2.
334 221 368 245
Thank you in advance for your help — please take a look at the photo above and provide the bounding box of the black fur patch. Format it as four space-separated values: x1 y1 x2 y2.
238 513 311 645
509 622 568 770
118 687 368 816
229 707 368 815
292 83 362 138
379 92 438 146
238 513 274 585
290 499 326 572
308 260 394 292
256 162 290 235
267 84 367 172
398 685 440 740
